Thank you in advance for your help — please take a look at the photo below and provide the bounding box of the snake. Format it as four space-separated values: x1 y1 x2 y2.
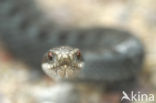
42 46 84 80
0 0 144 83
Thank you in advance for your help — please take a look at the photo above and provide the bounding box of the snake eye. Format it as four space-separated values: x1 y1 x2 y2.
48 51 53 60
76 50 81 60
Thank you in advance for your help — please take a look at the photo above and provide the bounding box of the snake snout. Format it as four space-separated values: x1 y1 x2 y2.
63 57 70 64
58 54 71 65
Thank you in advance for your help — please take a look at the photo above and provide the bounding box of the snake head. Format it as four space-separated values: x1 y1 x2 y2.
42 46 84 80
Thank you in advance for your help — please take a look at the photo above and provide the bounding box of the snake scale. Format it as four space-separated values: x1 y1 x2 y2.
0 0 144 89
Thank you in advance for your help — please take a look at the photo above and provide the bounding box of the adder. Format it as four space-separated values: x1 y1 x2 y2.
0 0 144 102
0 0 145 86
0 0 144 85
40 44 144 103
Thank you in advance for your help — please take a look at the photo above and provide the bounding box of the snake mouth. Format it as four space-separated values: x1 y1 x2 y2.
53 63 83 79
53 63 80 70
55 65 79 79
42 63 83 80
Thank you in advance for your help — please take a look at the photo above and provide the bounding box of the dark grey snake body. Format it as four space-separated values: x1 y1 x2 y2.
0 0 144 84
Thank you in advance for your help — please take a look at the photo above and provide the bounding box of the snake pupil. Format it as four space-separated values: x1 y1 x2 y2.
77 51 81 59
48 52 53 60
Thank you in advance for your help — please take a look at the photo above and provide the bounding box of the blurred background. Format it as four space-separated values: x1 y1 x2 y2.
0 0 156 103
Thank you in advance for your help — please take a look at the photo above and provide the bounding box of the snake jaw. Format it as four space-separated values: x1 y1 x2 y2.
42 62 83 80
42 46 84 80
